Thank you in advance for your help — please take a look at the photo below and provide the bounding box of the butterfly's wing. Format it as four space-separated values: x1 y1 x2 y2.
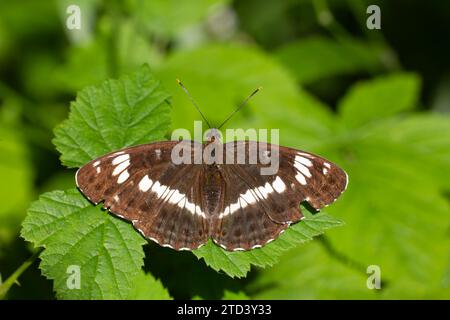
75 141 209 250
211 141 348 251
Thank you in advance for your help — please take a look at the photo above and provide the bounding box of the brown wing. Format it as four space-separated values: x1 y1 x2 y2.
210 141 348 251
75 141 209 250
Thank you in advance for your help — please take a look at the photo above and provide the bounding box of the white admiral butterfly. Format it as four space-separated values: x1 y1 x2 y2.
76 82 348 251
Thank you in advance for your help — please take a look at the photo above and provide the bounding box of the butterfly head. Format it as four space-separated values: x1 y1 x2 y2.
205 128 222 143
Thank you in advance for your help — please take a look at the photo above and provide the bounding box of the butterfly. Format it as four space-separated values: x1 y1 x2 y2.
76 82 348 252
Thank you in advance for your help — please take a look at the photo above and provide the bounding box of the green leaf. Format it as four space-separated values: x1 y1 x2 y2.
248 241 374 299
221 290 249 300
21 189 146 299
23 17 162 97
193 212 343 278
0 124 33 246
338 73 420 128
275 36 382 84
127 271 172 300
128 0 229 38
53 64 171 168
383 114 450 181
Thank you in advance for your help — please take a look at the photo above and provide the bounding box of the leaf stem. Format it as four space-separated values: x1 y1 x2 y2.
318 235 365 272
0 248 43 299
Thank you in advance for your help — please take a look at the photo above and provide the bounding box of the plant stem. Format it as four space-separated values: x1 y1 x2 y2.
345 0 401 71
0 248 43 299
312 0 351 40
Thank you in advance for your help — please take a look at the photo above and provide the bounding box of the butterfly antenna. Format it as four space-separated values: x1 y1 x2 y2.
217 87 262 130
176 79 211 128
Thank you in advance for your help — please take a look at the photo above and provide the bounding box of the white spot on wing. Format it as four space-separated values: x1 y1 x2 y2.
117 170 129 184
323 168 328 175
296 155 313 167
168 189 184 204
149 185 206 218
241 189 256 205
239 197 247 209
138 175 153 192
294 156 312 177
185 201 196 214
96 167 101 174
150 181 165 198
230 202 240 213
113 160 130 176
272 176 286 193
112 154 129 165
264 182 274 194
295 172 307 185
93 160 100 167
324 162 331 169
160 186 172 200
219 206 230 218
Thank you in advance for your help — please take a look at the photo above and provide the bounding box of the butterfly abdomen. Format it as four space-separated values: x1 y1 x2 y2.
202 165 225 216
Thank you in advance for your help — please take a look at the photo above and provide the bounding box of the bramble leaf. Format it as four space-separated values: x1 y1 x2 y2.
193 212 343 278
21 189 146 299
248 241 374 299
338 73 420 128
276 36 382 84
53 64 171 168
21 66 173 299
127 271 172 300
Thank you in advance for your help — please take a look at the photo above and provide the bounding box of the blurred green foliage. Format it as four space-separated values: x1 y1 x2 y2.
0 0 449 299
